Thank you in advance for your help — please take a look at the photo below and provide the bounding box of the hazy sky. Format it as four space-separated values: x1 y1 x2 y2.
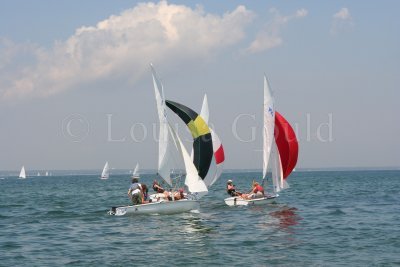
1 1 399 171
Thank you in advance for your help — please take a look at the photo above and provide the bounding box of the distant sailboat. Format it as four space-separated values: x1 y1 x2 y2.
19 166 26 179
45 171 49 176
101 162 110 179
132 163 140 178
37 172 41 176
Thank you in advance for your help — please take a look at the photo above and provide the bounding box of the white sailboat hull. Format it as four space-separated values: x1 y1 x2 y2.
109 199 200 216
224 194 278 206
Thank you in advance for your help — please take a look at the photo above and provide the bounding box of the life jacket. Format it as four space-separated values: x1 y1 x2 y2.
227 184 236 196
254 184 264 193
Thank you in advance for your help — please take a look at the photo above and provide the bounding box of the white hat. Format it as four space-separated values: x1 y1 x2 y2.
227 179 233 183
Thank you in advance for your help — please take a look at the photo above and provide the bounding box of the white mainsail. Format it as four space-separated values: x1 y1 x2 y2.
168 123 208 196
19 166 26 179
132 163 140 178
101 162 109 179
152 65 178 186
263 75 275 180
263 75 289 193
200 94 210 123
198 94 225 187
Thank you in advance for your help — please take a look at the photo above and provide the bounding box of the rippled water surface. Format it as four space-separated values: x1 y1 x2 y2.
1 170 399 266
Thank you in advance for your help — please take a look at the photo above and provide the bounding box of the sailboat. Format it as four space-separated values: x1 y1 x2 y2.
110 66 222 216
131 163 140 178
19 166 26 179
224 75 298 206
101 162 109 179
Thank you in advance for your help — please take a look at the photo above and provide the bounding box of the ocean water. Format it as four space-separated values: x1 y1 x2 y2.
0 170 399 266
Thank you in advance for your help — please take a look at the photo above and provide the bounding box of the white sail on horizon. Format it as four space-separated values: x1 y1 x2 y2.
132 163 140 178
101 161 109 179
19 166 26 179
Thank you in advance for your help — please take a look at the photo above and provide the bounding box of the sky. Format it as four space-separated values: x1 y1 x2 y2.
0 0 399 171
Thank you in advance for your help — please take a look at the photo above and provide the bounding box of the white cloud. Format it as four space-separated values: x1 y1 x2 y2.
333 7 351 20
0 1 254 101
247 8 308 53
331 7 354 35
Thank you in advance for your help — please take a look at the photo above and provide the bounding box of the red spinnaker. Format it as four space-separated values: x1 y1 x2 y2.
274 112 299 179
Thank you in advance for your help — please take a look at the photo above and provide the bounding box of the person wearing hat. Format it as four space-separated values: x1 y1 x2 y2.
226 180 242 197
127 177 143 205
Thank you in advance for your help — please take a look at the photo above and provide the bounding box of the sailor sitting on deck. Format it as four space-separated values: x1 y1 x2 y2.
152 180 165 193
128 177 143 205
173 188 186 201
226 180 242 197
241 181 265 200
152 180 172 201
141 183 152 203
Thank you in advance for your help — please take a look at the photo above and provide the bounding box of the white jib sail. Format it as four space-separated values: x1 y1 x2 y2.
101 162 109 179
271 142 283 192
168 124 208 197
271 142 290 193
19 166 26 179
132 163 140 178
263 75 275 179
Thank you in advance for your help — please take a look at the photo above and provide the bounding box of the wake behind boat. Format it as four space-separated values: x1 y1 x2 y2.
224 75 298 207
